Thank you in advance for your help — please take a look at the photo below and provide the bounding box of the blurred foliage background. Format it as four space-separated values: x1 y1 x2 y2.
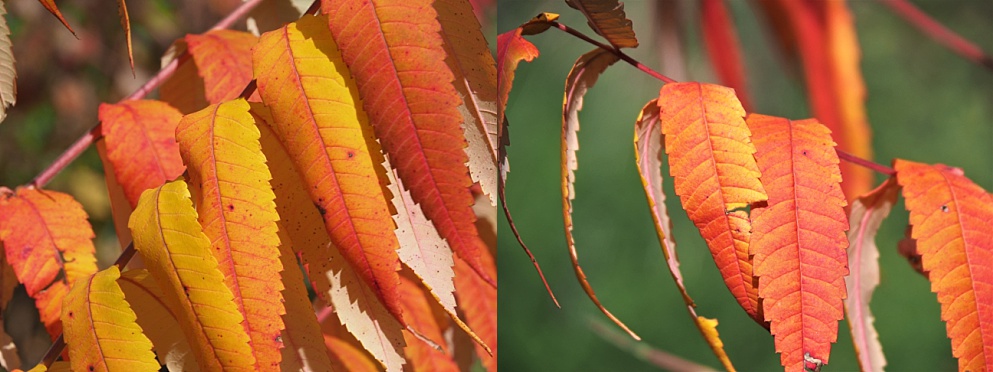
498 0 992 371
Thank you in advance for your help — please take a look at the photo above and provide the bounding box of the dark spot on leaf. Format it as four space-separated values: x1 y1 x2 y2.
88 366 95 371
941 205 949 212
67 311 73 318
228 204 235 211
802 150 808 156
315 203 327 216
347 151 355 158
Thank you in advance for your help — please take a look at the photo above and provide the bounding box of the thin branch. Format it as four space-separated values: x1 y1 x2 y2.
879 0 993 71
28 0 271 189
552 20 898 178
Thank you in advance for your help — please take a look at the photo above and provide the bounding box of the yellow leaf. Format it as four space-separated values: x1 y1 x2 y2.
175 98 286 370
128 179 255 371
62 266 158 371
275 225 334 371
117 269 196 372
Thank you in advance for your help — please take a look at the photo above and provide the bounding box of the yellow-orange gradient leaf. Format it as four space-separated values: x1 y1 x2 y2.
117 268 197 372
322 0 494 287
128 179 254 371
657 82 766 324
435 0 498 207
845 178 898 372
894 159 993 371
253 14 405 323
34 281 68 338
254 112 407 370
565 0 638 48
633 99 735 370
560 47 638 339
0 188 97 298
748 114 849 371
175 98 286 370
62 266 158 371
99 100 186 207
185 30 259 103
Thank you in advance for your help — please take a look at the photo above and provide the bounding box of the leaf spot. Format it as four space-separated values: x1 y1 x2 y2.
314 202 327 216
347 151 355 159
228 204 235 211
941 205 949 212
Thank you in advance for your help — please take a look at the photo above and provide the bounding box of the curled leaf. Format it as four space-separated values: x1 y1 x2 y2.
565 0 638 48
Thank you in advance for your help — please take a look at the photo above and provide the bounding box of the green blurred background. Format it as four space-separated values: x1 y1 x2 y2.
498 1 992 371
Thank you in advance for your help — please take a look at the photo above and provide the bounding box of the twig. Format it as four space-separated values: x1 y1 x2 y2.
551 20 898 178
28 0 270 189
879 0 993 71
588 317 717 371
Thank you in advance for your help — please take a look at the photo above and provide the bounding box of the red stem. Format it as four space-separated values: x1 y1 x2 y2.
552 20 896 177
28 0 269 189
879 0 993 71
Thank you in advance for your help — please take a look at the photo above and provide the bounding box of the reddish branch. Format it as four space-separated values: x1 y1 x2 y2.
879 0 993 71
551 21 898 177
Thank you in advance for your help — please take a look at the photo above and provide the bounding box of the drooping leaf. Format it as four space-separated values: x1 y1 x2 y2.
117 268 197 372
0 2 16 124
98 100 186 207
35 0 76 36
128 179 255 371
175 98 286 370
565 0 638 48
0 188 98 298
385 158 488 352
844 178 898 372
657 82 766 324
185 30 259 103
399 272 460 372
273 225 334 372
62 266 159 371
560 47 639 339
747 114 849 371
435 0 499 207
700 0 751 111
454 251 496 372
117 0 134 74
321 0 494 287
253 14 406 323
254 111 407 370
894 159 993 371
633 99 736 370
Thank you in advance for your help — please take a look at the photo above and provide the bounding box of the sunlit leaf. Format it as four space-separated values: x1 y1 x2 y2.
748 114 849 371
322 0 494 286
454 250 496 372
253 14 405 323
185 30 259 103
565 0 638 48
98 100 186 207
657 82 766 324
62 266 158 371
117 268 197 372
175 98 286 370
894 159 993 371
129 179 255 370
399 273 459 372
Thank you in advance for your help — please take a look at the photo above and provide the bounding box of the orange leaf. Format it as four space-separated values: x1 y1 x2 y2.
454 250 496 372
62 266 159 371
128 179 255 371
565 0 638 48
435 0 498 206
894 159 993 371
748 114 849 371
117 268 197 371
844 178 898 372
159 41 208 114
561 47 638 339
254 110 407 370
700 0 751 111
0 188 97 298
633 99 735 370
175 98 286 370
324 335 380 372
185 30 259 103
496 22 539 144
99 100 186 207
95 139 134 249
253 14 405 324
399 272 459 372
34 281 68 338
35 0 76 36
657 82 766 324
322 0 494 287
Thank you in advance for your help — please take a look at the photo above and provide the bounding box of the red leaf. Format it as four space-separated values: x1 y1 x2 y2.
894 160 993 370
748 114 849 371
